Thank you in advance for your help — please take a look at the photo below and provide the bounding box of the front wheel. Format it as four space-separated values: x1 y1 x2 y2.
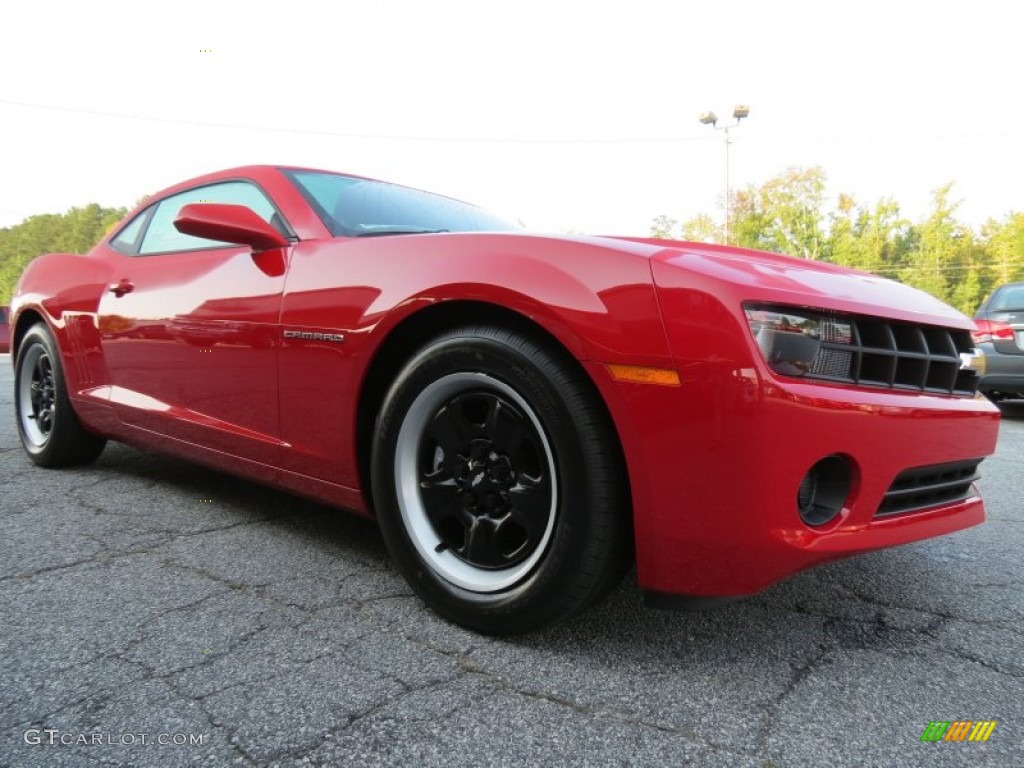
15 323 106 467
371 325 631 634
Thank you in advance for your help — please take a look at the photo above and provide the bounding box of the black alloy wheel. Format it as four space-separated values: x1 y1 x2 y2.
15 323 106 467
371 325 631 634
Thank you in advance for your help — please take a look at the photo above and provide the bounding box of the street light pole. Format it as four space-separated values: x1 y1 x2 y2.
699 105 750 245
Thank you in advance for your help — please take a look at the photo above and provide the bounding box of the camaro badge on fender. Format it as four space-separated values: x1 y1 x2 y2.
283 330 345 343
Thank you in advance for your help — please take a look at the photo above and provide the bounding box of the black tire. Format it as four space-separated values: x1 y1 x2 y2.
371 325 632 634
14 323 106 467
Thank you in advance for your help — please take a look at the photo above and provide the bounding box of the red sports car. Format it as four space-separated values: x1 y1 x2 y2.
9 166 1000 633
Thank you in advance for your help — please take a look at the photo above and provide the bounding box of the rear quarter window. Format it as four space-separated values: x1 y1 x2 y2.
991 285 1024 311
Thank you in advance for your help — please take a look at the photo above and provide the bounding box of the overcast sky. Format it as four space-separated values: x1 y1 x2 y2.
1 0 1021 235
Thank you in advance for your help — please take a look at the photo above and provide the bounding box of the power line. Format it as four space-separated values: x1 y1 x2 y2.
0 97 708 145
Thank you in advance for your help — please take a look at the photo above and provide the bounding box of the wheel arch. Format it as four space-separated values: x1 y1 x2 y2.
11 307 49 361
355 299 632 521
12 313 108 466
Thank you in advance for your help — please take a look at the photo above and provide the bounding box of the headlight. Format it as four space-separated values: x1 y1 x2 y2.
744 306 852 377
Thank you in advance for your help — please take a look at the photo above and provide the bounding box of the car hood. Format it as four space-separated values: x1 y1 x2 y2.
594 236 974 330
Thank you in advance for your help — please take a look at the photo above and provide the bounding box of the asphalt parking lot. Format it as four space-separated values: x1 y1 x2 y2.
1 354 1021 767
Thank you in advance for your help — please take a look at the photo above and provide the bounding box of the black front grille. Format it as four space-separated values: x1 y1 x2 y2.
807 316 978 396
876 459 983 517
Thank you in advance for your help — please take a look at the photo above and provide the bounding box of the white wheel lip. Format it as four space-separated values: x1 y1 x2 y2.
394 372 558 593
17 343 49 449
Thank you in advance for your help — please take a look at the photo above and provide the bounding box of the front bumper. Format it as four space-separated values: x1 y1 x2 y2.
586 254 1002 600
590 361 999 598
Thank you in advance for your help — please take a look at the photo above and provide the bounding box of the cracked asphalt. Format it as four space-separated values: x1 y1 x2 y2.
1 354 1021 767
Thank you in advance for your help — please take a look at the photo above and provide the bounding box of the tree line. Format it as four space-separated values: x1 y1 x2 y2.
0 204 128 305
651 166 1023 315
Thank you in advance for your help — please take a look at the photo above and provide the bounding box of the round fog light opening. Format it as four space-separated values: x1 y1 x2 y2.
797 455 852 527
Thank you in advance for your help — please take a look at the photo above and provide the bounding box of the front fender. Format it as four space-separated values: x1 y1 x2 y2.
281 233 675 368
10 252 113 393
276 233 677 501
12 252 112 325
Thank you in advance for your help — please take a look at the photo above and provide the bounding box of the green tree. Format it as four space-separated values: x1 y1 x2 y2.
0 204 127 304
825 196 910 277
680 213 722 243
650 211 723 243
647 165 1018 311
980 212 1024 288
730 166 828 258
649 214 678 240
901 184 973 308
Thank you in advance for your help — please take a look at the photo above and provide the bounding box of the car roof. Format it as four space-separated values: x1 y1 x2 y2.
151 165 366 198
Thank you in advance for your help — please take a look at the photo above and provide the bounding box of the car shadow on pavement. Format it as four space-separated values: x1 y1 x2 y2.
83 439 1002 656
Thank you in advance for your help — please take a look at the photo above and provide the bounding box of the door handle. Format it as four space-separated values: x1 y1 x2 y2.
109 280 134 298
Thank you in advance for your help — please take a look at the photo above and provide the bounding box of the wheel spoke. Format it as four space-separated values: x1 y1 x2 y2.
420 441 453 485
485 399 527 454
419 477 469 529
507 441 540 476
424 403 473 458
462 517 501 564
507 479 551 540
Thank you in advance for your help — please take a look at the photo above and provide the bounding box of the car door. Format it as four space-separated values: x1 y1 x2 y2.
96 180 291 465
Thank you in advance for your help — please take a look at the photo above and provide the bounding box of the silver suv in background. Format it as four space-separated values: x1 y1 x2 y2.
973 282 1024 401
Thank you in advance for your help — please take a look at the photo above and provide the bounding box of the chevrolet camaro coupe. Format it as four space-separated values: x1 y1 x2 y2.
9 166 1001 633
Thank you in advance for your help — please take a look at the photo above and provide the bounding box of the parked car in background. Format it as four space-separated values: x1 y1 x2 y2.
973 282 1024 401
0 306 11 353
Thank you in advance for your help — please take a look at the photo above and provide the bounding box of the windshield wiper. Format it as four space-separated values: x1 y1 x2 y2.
354 226 449 237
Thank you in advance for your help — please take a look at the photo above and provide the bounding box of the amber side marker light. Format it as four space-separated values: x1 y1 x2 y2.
606 364 681 386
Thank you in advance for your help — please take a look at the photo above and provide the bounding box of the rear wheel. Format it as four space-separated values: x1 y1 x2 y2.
15 323 106 467
371 325 631 634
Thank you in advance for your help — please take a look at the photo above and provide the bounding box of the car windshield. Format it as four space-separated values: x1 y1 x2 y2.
990 285 1024 311
282 168 518 238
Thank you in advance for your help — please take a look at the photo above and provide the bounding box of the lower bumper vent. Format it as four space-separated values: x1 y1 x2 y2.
876 459 983 517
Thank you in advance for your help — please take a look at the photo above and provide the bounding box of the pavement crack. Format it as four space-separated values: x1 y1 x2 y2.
754 638 830 756
157 556 271 596
834 580 1024 638
1 551 130 583
933 645 1023 679
272 672 469 764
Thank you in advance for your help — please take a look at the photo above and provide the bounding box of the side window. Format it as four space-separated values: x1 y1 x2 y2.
109 208 153 254
137 181 282 256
